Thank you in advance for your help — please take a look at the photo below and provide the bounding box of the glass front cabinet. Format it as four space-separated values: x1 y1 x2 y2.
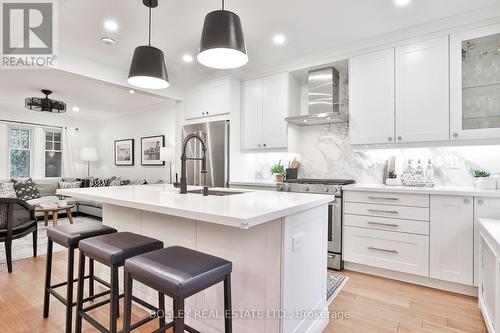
450 24 500 140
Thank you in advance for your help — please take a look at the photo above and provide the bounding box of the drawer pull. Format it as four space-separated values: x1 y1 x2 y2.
367 196 399 201
367 221 399 227
367 209 399 214
367 246 399 254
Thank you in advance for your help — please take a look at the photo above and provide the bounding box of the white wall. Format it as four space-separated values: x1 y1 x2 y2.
0 107 99 179
97 103 179 182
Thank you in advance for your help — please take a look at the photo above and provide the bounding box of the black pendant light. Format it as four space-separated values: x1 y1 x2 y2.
128 0 169 89
197 0 248 69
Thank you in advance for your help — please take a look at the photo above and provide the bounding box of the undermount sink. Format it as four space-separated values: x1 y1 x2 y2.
186 189 244 196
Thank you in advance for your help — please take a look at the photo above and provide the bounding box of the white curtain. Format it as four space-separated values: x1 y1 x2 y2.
61 127 76 177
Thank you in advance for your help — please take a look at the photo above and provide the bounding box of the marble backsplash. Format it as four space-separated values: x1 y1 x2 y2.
254 124 500 187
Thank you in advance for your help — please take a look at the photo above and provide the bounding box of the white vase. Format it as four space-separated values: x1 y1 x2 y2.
476 178 497 190
385 178 401 186
57 199 68 207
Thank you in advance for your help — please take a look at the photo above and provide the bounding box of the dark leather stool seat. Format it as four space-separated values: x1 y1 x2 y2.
126 246 232 296
75 232 164 333
47 222 116 247
43 222 117 333
78 231 163 266
123 246 233 333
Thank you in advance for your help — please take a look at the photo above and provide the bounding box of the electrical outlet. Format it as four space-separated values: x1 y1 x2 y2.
292 233 303 252
447 155 460 169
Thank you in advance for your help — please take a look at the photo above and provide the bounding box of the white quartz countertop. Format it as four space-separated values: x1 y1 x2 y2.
342 183 500 197
58 184 332 229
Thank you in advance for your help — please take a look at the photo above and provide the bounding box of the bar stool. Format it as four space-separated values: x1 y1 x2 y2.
122 246 233 333
75 232 164 333
43 222 117 333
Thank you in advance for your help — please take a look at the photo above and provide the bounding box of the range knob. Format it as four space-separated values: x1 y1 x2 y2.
303 186 309 192
323 187 329 192
331 187 338 193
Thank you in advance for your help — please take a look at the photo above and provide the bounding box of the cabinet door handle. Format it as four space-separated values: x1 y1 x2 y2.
397 136 402 141
478 199 484 205
367 246 398 254
388 137 393 142
368 209 399 214
464 198 470 204
368 196 399 201
263 143 267 147
453 133 458 138
367 221 399 227
257 144 261 148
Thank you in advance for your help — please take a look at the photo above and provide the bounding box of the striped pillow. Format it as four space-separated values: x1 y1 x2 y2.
0 183 17 198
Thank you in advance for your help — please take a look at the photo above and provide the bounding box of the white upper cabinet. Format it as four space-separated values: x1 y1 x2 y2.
241 78 263 149
241 73 297 150
395 37 450 143
185 77 238 120
349 49 395 145
450 24 500 141
430 195 474 285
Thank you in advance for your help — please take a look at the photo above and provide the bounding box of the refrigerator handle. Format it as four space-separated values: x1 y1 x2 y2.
224 120 230 188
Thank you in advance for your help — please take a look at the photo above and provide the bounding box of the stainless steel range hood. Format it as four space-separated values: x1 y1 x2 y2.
286 67 347 126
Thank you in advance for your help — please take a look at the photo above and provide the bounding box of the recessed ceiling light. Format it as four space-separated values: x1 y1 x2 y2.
104 19 119 32
72 106 80 112
273 34 286 45
182 54 194 63
101 37 116 45
394 0 411 7
129 89 135 94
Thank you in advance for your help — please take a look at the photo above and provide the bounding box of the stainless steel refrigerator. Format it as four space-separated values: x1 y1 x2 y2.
182 120 229 187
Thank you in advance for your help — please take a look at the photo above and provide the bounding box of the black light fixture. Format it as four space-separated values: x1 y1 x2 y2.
25 90 66 113
128 0 169 89
198 0 248 69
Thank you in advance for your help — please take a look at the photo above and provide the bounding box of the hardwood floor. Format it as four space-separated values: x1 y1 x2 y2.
0 252 487 333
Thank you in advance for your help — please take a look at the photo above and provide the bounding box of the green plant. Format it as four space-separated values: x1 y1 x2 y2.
271 161 285 174
387 171 397 179
56 194 69 200
473 170 490 177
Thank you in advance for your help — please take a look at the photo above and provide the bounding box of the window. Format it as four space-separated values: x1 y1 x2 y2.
9 128 31 178
45 131 62 177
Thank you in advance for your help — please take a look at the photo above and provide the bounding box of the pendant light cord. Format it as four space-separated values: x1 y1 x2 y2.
221 0 225 10
148 5 152 46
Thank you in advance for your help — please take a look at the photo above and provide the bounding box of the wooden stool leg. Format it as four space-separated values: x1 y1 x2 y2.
32 227 37 257
123 272 134 333
65 248 75 333
75 252 86 333
67 208 74 224
158 292 166 328
88 258 95 297
224 274 232 333
43 239 53 318
44 211 49 227
173 296 185 333
53 210 58 227
110 266 119 333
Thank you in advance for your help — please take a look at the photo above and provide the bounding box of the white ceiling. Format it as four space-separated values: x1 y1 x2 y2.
58 0 499 87
0 69 173 121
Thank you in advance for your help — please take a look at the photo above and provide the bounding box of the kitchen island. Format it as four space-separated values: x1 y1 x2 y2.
58 184 332 333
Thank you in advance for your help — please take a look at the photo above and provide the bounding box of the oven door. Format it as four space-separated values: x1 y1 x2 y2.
328 197 343 270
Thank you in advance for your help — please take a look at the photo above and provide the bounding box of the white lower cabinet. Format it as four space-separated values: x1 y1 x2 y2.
475 197 500 286
430 195 474 285
344 226 429 276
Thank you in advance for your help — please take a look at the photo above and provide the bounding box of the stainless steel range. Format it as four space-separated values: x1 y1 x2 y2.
276 178 355 270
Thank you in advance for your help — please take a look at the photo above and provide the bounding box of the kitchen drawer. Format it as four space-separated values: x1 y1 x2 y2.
344 214 429 235
344 226 429 276
344 191 429 208
344 202 429 221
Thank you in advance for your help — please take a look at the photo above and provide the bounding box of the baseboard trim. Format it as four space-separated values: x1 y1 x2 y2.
345 262 478 297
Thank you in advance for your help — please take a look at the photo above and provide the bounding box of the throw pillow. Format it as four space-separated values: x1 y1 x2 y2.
77 177 94 188
13 178 41 201
59 181 82 189
0 183 17 198
108 177 123 187
128 179 147 185
90 178 107 187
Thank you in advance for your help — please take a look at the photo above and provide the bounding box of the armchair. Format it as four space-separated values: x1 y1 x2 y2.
0 198 37 273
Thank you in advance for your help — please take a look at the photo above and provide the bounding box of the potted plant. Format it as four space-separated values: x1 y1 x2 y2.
385 171 400 186
56 194 69 207
271 161 285 183
473 169 496 190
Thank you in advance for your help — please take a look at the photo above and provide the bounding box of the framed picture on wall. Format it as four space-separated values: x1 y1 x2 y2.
141 135 165 166
114 139 134 166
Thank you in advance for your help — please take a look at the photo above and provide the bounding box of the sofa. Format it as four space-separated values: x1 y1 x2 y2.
0 178 103 218
0 177 153 220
